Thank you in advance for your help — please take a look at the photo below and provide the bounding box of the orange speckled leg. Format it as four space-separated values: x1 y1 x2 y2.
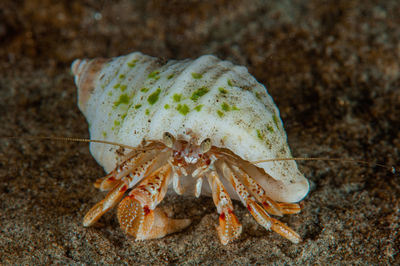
84 148 169 228
117 164 191 240
221 161 301 244
207 170 242 245
83 181 128 226
233 164 301 216
94 149 161 191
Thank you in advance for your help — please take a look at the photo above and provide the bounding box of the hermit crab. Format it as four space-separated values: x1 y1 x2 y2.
71 52 309 244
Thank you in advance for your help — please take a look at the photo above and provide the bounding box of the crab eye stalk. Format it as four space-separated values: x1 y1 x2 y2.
200 138 212 153
163 132 175 148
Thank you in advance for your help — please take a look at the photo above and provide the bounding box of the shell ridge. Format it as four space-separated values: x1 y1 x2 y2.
114 56 190 148
146 55 221 141
87 55 127 123
98 52 145 95
180 57 235 130
182 68 236 144
89 53 160 164
149 55 230 141
230 64 279 116
146 60 194 139
131 58 194 144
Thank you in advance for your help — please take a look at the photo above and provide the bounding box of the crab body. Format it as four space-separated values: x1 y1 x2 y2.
72 52 309 244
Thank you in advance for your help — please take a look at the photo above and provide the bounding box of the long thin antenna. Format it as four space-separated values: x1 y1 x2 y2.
3 136 396 174
2 136 138 150
252 157 397 174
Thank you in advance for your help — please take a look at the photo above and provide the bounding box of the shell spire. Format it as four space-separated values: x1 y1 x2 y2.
72 58 109 115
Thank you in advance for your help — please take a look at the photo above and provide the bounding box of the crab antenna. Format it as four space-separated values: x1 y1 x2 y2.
3 136 397 174
2 136 138 150
252 157 397 174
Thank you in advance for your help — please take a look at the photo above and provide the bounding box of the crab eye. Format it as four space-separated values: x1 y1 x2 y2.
163 132 175 148
200 138 211 153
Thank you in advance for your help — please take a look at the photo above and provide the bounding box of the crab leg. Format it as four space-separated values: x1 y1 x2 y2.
232 165 301 216
84 149 168 226
94 149 162 191
83 180 128 226
275 202 302 215
207 170 242 245
220 161 301 244
171 165 185 195
117 164 191 240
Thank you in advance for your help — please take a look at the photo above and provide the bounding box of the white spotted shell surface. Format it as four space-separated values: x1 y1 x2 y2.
72 52 309 202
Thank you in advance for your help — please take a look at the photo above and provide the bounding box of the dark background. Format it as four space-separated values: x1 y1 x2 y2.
1 0 399 264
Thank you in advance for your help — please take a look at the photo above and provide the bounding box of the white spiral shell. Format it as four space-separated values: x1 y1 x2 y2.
72 52 309 202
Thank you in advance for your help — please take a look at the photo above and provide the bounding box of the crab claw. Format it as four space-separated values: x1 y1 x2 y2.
207 170 243 245
217 209 242 245
247 200 301 244
117 195 191 240
116 163 191 240
220 161 302 243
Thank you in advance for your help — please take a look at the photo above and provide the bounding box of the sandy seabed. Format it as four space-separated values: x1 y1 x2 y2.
1 0 399 264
